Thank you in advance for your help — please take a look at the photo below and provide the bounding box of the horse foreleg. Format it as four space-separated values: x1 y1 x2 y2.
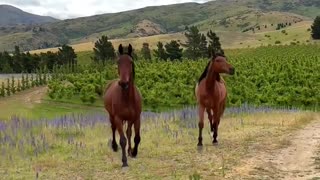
115 116 128 167
110 116 118 152
207 109 213 132
126 122 133 156
132 116 141 157
213 113 221 144
198 105 205 146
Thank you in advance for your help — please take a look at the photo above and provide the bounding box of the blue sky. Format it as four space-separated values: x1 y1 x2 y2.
0 0 210 19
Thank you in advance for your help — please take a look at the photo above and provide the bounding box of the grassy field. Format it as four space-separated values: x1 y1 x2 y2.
0 88 318 179
0 86 100 120
0 59 319 179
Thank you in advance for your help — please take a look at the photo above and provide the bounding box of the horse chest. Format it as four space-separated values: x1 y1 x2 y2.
201 91 223 108
203 96 216 108
119 106 136 119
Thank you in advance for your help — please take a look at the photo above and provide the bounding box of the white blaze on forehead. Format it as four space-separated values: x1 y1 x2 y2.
0 0 211 19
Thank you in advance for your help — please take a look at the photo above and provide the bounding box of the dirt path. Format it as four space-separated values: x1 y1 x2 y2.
230 115 320 180
0 86 47 106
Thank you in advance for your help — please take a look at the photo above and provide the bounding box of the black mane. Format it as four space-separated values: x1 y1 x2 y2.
197 53 225 83
126 53 135 81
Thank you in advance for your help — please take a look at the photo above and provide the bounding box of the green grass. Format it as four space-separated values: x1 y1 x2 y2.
255 21 313 45
0 87 100 120
0 32 32 52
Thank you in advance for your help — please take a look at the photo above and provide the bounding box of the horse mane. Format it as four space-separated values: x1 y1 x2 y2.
198 53 225 83
126 53 135 81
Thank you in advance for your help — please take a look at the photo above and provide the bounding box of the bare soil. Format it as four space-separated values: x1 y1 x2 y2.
230 115 320 180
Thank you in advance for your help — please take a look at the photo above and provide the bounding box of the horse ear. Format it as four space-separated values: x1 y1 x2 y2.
128 44 133 56
118 44 123 55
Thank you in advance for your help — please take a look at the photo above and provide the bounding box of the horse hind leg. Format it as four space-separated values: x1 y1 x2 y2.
132 116 141 157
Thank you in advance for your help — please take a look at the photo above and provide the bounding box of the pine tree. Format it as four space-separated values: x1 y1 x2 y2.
182 26 202 60
207 30 224 57
165 40 183 61
92 35 115 65
141 43 152 60
311 16 320 40
199 34 208 58
58 44 77 71
153 42 167 60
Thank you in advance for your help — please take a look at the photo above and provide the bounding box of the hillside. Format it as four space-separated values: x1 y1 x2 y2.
0 5 58 26
0 0 319 52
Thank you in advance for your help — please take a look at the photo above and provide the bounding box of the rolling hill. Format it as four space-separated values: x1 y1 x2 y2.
0 5 58 26
0 0 319 52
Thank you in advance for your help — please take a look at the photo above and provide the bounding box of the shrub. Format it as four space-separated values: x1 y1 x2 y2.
6 79 11 96
0 82 5 97
11 76 16 94
17 80 21 92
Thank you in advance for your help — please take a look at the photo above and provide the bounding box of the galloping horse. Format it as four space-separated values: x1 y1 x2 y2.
195 53 235 146
103 44 142 167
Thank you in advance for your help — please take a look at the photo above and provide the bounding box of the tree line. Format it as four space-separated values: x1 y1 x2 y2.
0 45 77 73
92 26 224 63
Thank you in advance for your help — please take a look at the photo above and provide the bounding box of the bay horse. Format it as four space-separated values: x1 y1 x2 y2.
103 44 142 167
195 53 235 146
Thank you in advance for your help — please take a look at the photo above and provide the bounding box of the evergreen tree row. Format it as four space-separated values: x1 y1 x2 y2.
92 26 224 62
0 45 77 73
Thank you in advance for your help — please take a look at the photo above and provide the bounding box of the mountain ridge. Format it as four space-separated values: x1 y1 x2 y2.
0 0 319 51
0 4 59 26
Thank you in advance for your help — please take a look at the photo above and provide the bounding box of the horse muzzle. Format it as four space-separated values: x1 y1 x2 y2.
118 81 129 90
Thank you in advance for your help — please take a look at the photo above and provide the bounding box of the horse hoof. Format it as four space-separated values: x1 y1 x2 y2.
213 140 218 145
112 144 118 152
197 143 203 146
132 148 138 158
122 163 129 167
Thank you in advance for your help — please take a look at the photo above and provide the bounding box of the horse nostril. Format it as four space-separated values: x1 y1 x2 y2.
119 81 129 90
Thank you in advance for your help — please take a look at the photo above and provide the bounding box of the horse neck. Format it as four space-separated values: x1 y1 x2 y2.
205 69 219 92
122 78 135 104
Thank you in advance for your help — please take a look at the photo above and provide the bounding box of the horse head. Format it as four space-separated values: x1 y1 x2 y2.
209 53 235 75
117 44 134 90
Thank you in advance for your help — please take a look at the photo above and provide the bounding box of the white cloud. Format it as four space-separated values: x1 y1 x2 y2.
0 0 210 19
